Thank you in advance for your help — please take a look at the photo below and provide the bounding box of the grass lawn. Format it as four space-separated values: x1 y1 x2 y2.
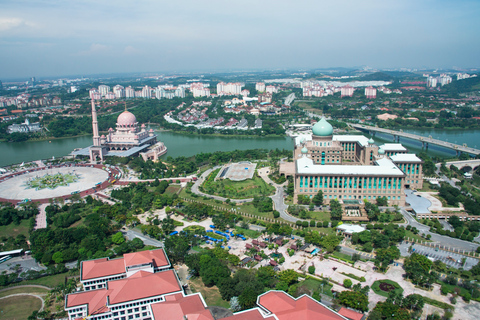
189 277 230 308
165 185 182 195
405 230 429 242
0 219 30 238
371 279 403 297
298 277 334 297
331 252 354 264
307 211 331 221
312 227 335 236
202 176 275 199
0 286 49 298
418 181 437 192
234 227 262 239
18 272 69 288
0 295 42 320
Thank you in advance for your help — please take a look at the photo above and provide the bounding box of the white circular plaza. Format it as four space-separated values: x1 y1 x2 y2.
0 166 108 201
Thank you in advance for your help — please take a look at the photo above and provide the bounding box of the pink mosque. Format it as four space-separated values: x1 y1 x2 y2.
72 100 167 162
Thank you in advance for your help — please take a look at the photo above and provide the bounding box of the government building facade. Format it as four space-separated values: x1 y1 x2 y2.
280 118 423 208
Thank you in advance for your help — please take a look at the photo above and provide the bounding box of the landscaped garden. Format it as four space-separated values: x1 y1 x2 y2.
25 172 79 190
200 171 275 199
371 279 404 297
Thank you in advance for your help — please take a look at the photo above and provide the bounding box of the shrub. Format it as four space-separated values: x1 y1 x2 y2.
440 285 449 295
308 265 315 274
273 211 280 219
310 220 316 227
343 279 352 288
323 221 329 228
302 221 309 228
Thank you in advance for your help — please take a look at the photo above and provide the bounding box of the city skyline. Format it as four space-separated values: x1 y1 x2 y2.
1 0 480 78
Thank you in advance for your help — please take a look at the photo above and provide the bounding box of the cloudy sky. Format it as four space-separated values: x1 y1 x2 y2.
1 0 479 79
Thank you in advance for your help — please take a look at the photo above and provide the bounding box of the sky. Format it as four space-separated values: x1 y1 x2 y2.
1 0 479 79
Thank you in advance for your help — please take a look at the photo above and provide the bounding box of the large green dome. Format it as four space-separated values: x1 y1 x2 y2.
312 117 333 136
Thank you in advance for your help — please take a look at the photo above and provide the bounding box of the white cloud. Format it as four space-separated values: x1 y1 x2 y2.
123 45 140 55
77 43 111 56
0 17 25 31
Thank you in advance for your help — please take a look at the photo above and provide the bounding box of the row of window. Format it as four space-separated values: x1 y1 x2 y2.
299 176 403 189
84 274 126 287
299 194 402 200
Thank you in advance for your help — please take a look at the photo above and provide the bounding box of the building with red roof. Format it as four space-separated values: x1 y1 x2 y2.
67 251 355 320
66 269 182 320
257 291 349 320
338 307 364 320
80 248 170 291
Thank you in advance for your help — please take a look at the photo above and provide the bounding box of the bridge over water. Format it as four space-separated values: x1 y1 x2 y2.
350 123 480 156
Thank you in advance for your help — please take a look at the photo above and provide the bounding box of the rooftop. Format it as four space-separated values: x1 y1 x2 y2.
124 248 169 268
258 291 348 320
379 143 407 152
336 224 366 234
390 153 422 163
296 156 404 176
81 257 125 281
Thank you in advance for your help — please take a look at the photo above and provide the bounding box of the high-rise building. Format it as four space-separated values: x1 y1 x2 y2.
364 86 376 99
217 82 243 95
142 86 152 98
427 76 437 88
256 82 266 92
125 86 135 98
340 85 354 97
98 85 110 96
113 85 125 98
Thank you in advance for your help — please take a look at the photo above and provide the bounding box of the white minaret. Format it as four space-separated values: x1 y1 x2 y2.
91 99 101 146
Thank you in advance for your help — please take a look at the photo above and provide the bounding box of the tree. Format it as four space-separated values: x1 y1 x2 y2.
230 296 241 312
297 195 311 205
374 246 400 272
329 199 343 220
403 253 434 287
312 190 324 206
279 269 298 286
337 290 368 312
308 265 315 274
376 196 388 207
111 232 125 245
164 235 191 264
320 235 342 253
343 279 352 288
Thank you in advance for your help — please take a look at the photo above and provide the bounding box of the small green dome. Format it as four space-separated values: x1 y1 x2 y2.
378 148 385 155
368 138 374 145
301 147 308 154
312 117 333 136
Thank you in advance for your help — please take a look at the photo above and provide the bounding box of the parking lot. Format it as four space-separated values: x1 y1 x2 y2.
0 255 46 273
399 242 478 270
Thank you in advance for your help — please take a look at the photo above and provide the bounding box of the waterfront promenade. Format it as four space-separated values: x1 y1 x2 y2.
350 123 480 155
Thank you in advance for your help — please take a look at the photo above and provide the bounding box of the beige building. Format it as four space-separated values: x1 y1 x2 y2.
280 118 423 207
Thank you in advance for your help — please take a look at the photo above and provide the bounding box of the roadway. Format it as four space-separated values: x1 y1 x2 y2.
284 93 295 107
123 228 164 247
350 123 480 155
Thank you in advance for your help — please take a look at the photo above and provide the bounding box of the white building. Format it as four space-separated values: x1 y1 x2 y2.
256 82 266 92
364 86 376 99
125 86 135 98
98 85 110 96
113 85 125 98
217 82 243 96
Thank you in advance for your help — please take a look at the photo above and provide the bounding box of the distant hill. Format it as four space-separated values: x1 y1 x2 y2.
444 74 480 94
360 72 396 81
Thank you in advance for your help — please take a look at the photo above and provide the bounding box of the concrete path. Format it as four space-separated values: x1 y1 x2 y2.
34 203 48 230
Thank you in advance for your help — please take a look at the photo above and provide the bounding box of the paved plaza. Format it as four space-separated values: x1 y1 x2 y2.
0 166 108 200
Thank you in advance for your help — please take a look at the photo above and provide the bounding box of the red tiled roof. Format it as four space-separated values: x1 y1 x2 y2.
70 270 182 309
66 289 110 315
258 291 347 320
221 308 275 320
338 307 363 320
151 293 214 320
123 248 169 268
81 257 125 280
108 270 181 304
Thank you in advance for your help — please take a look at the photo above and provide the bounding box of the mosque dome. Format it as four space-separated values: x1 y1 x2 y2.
301 147 308 154
312 118 333 136
378 148 385 155
117 111 137 127
368 138 374 145
300 137 306 144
